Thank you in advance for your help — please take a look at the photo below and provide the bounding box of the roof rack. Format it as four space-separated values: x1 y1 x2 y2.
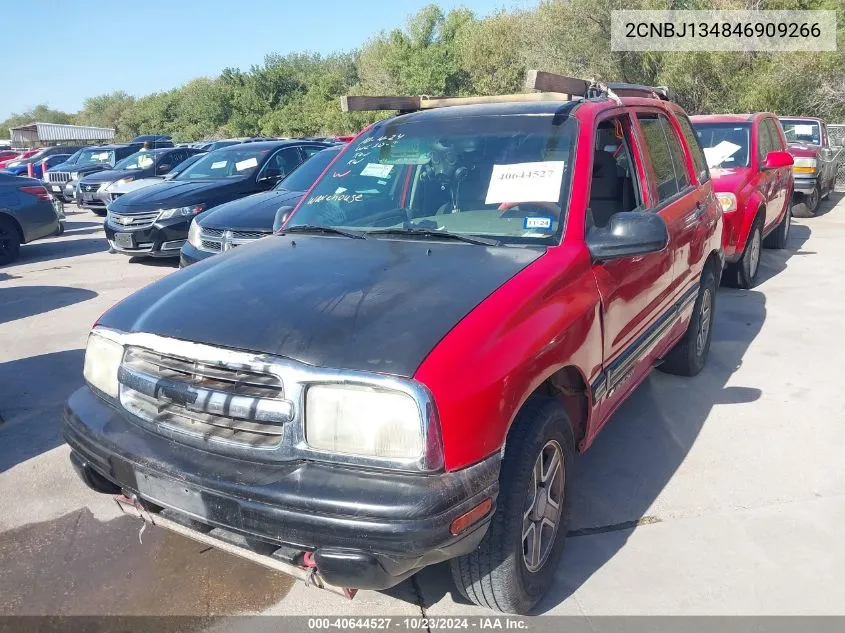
340 70 673 113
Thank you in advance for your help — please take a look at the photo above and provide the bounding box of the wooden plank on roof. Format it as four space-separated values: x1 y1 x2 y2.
525 70 591 97
418 93 571 109
340 96 422 112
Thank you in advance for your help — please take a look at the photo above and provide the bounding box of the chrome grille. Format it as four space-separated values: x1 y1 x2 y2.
108 211 160 230
118 347 291 449
48 171 71 184
198 227 270 252
80 182 100 193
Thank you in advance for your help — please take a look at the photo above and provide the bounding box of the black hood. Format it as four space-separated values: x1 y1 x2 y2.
110 177 252 214
69 164 110 176
197 189 304 232
79 169 142 185
98 235 543 376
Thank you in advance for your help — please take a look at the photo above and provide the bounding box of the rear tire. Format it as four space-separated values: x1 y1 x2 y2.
764 205 790 250
724 218 762 289
0 216 21 266
659 265 717 377
450 396 575 614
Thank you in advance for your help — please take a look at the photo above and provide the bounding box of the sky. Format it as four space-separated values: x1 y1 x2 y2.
0 0 535 121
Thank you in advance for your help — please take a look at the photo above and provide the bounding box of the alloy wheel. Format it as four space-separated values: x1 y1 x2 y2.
695 287 713 357
522 440 565 572
749 229 761 279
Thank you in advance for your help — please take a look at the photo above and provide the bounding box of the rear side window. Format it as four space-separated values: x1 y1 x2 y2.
637 113 690 203
676 114 710 184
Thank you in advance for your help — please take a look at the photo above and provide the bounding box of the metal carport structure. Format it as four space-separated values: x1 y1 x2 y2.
9 122 115 145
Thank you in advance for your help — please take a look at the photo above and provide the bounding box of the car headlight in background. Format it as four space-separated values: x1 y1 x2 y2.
187 218 202 248
70 172 79 180
159 204 205 220
83 329 124 399
305 383 432 464
716 192 737 213
793 157 818 174
114 177 134 187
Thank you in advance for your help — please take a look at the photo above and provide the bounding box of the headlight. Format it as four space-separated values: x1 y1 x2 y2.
159 204 205 220
70 172 79 180
188 218 202 248
114 177 134 187
716 192 737 213
83 329 124 399
793 157 817 173
305 383 430 462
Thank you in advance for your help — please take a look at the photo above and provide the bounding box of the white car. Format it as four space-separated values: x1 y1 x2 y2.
100 152 206 205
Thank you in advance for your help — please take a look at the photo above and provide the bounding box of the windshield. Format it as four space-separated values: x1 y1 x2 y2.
289 115 577 245
63 149 84 165
114 150 156 171
693 122 750 168
781 119 821 145
175 146 270 180
76 148 115 167
277 147 340 192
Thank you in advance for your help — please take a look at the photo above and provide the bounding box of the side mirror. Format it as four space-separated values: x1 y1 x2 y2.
157 163 172 174
258 172 283 189
762 151 794 170
586 211 668 261
273 205 294 233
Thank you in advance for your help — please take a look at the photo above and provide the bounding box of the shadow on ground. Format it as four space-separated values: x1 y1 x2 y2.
0 349 85 472
0 285 97 325
13 237 108 265
408 221 813 612
0 508 293 621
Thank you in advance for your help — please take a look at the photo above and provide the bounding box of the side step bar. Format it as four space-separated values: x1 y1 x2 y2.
114 494 357 599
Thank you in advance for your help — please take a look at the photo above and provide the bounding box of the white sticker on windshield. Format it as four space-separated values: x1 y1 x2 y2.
703 141 742 168
794 124 814 136
235 157 258 171
360 163 393 178
485 161 566 205
211 161 227 169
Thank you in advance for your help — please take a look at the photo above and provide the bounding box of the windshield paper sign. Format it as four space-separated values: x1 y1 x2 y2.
703 141 742 168
485 161 565 205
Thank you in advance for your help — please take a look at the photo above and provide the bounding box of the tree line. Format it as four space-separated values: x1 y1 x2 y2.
4 0 843 142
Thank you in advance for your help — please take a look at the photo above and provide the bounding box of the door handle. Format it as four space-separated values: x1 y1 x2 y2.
694 202 705 218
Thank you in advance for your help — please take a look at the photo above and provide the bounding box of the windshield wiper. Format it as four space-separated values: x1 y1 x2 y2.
365 227 501 246
282 224 366 239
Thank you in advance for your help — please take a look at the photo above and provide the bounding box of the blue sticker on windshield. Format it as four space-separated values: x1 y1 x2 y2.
524 216 554 231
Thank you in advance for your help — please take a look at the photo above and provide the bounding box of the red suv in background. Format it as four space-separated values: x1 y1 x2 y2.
691 113 793 288
64 74 723 614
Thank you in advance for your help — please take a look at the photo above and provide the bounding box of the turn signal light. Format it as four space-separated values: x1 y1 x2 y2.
449 498 493 536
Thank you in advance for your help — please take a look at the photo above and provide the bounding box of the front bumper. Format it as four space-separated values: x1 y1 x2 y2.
77 188 108 209
179 240 215 267
63 387 498 590
104 215 190 258
793 174 819 195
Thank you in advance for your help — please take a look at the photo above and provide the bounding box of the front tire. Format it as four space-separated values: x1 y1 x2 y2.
724 219 762 289
797 183 821 217
659 265 717 377
450 396 575 614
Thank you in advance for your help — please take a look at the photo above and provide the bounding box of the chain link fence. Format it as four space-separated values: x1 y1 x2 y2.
828 124 845 191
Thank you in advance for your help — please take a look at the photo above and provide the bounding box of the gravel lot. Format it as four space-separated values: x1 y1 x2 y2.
1 197 844 621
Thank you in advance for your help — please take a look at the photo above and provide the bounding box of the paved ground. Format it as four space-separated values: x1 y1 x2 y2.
1 198 844 620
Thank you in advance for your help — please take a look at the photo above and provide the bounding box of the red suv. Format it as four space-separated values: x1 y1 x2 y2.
691 113 794 288
63 73 722 614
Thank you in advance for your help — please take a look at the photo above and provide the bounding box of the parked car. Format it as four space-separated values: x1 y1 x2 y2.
50 143 145 205
76 147 205 214
691 113 794 288
100 151 207 203
2 153 72 179
64 73 723 614
778 116 838 215
0 173 62 265
131 134 174 148
103 140 332 257
181 145 341 266
0 148 39 169
0 150 20 164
